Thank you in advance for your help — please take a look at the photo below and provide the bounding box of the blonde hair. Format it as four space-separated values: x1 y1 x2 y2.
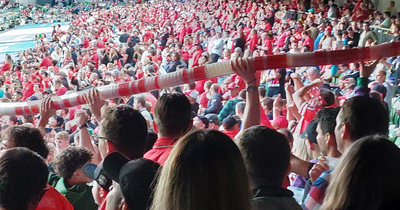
6 54 13 71
321 135 400 210
292 133 312 161
55 131 69 140
151 130 252 210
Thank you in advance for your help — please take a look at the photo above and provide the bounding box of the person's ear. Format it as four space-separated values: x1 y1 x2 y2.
73 170 80 178
325 133 336 148
341 123 350 141
106 140 116 154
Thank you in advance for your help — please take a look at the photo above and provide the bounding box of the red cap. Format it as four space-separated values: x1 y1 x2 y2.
325 27 332 33
228 82 239 90
272 116 288 129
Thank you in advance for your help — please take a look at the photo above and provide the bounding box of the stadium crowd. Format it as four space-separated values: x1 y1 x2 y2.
0 0 400 209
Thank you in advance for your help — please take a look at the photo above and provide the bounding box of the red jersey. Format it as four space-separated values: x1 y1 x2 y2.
302 36 314 51
56 86 68 96
295 102 318 133
36 185 73 210
222 129 240 139
143 137 176 166
22 82 34 100
40 57 53 69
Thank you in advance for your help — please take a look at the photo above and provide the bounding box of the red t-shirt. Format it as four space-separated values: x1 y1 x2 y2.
199 91 210 108
40 57 53 69
222 129 240 139
0 63 10 73
36 185 74 210
143 137 176 166
90 54 99 69
56 86 68 96
83 39 90 48
23 82 34 100
302 36 314 51
249 35 258 52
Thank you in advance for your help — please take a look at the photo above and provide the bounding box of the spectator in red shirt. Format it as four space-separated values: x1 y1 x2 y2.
82 36 90 48
302 30 314 51
55 79 68 96
248 29 258 52
40 52 53 69
258 32 274 55
144 92 192 166
22 74 35 101
89 48 99 69
222 116 241 139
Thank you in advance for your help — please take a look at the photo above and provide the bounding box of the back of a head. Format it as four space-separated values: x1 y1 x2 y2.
102 105 148 160
323 136 400 210
154 92 191 138
340 96 388 141
0 147 48 210
239 126 290 188
1 125 49 159
152 130 251 210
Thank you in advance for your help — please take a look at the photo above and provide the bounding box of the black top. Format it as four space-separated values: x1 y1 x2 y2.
235 37 246 52
348 32 360 48
71 51 78 65
119 33 130 43
125 47 135 64
160 33 169 47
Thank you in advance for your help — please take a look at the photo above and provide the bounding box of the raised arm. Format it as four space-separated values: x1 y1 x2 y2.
233 58 259 140
37 96 56 130
293 79 323 109
83 89 105 123
285 83 301 121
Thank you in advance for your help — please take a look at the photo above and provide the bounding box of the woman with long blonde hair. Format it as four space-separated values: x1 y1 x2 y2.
321 135 400 210
151 130 252 210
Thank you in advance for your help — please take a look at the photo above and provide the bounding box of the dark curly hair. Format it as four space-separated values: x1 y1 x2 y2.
54 147 92 180
1 126 49 159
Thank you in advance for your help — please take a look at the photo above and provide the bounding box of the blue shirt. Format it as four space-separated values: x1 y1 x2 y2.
314 32 325 51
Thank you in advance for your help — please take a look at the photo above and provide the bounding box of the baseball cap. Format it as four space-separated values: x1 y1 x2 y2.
197 115 209 128
272 116 289 129
228 82 239 90
44 89 53 94
325 26 333 33
205 114 220 126
82 162 112 192
103 152 160 210
301 119 318 144
372 84 387 98
27 96 39 101
222 116 237 130
112 70 120 75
